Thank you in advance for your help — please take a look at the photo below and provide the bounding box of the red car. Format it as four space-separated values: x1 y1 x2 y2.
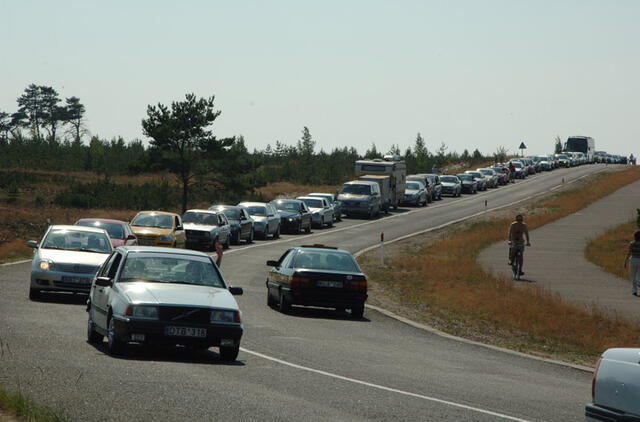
74 218 137 248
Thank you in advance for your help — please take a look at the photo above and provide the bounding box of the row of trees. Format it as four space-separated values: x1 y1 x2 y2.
0 84 87 143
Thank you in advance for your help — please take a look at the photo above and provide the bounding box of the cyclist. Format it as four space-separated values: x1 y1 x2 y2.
508 214 531 275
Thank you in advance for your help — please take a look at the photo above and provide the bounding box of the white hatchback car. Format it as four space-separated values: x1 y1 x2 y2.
86 246 244 361
27 225 113 300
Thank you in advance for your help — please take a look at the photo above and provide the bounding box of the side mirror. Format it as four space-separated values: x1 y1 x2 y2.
27 240 38 248
266 260 278 267
229 286 243 296
176 225 183 231
126 234 136 241
95 276 113 287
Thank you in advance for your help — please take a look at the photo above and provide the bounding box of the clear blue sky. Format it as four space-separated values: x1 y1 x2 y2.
1 0 638 157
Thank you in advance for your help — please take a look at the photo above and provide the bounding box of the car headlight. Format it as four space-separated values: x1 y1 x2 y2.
39 260 54 271
159 235 174 241
125 305 159 319
211 310 240 323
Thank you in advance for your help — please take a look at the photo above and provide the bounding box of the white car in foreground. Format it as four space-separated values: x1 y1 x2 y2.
586 348 640 421
87 246 244 361
27 225 113 300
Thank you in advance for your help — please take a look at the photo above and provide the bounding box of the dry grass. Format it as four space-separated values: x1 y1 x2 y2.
585 220 639 280
360 166 640 364
256 182 342 201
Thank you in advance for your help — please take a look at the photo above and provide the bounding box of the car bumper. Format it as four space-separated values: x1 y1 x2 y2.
277 286 368 309
280 219 302 231
585 403 640 421
402 196 421 205
186 237 213 249
342 205 372 215
31 269 96 293
112 316 243 348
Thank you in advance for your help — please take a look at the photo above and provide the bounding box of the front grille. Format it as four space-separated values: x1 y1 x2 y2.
186 230 208 239
56 264 97 274
159 306 210 324
53 281 91 290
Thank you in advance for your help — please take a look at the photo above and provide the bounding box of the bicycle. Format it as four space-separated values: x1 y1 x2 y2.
509 242 526 281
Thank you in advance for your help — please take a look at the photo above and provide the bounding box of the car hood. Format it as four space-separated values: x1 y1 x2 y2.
461 180 475 185
441 182 458 187
38 249 110 266
121 282 239 310
308 207 323 212
338 194 370 201
405 189 420 195
183 223 218 231
278 211 300 218
251 216 267 222
132 227 173 236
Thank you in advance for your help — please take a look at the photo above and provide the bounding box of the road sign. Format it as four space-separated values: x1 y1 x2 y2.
519 142 527 149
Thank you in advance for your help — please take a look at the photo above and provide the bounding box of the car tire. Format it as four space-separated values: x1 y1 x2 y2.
29 287 40 301
351 303 365 319
273 225 280 239
335 306 345 314
278 290 291 314
87 309 103 344
224 235 230 250
327 218 333 228
247 229 254 244
107 316 125 356
231 231 240 245
267 289 277 308
219 345 240 362
305 222 311 233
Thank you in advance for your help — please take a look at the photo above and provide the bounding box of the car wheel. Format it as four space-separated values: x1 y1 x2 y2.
29 287 40 301
231 231 240 245
327 218 333 228
351 303 365 319
247 229 254 244
305 222 311 233
335 306 345 314
87 309 103 344
267 289 277 308
273 225 280 239
219 345 240 362
295 222 301 234
210 237 218 252
278 290 291 314
107 316 125 356
224 235 230 250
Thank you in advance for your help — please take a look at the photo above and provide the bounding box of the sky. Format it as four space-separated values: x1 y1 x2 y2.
1 0 639 157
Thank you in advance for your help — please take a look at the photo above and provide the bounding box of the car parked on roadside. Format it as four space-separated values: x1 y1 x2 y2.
182 209 232 250
338 180 382 218
266 245 368 319
465 171 487 191
476 168 499 188
403 181 427 206
297 196 334 228
308 193 342 221
238 202 281 239
407 174 432 203
422 174 443 200
86 246 244 361
209 205 254 245
510 161 527 178
491 165 509 185
27 225 113 300
439 175 462 197
75 218 138 249
271 199 312 233
130 211 186 248
554 154 570 167
455 173 478 194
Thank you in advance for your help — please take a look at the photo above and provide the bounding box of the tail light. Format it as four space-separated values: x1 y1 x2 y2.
592 357 602 400
350 280 368 291
291 275 311 288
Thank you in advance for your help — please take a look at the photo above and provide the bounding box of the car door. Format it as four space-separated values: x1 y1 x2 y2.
218 214 230 243
174 215 186 248
267 248 294 295
266 204 277 234
322 199 332 223
240 208 252 239
91 251 123 329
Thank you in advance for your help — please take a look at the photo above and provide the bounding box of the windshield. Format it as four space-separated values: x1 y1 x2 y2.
340 184 372 195
513 162 523 168
301 198 323 208
293 250 360 272
309 194 333 203
492 167 504 173
246 206 266 216
466 172 482 178
131 213 173 229
274 202 300 212
457 174 473 181
405 182 421 190
182 212 219 225
119 255 224 288
440 176 458 183
75 221 124 239
479 170 492 175
220 208 241 220
42 229 111 253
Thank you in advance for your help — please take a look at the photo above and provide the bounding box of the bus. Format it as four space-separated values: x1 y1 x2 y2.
564 136 595 163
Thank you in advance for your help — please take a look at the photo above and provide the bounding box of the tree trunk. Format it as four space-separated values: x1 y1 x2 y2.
182 178 188 214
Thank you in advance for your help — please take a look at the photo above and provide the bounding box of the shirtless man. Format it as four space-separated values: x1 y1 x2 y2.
508 214 531 275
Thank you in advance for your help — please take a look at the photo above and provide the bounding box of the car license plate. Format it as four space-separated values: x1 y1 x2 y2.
164 326 207 338
138 240 154 246
317 280 343 288
62 276 90 284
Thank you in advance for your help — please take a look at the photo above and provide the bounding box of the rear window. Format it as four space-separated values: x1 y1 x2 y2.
293 250 360 272
340 184 372 195
76 221 124 239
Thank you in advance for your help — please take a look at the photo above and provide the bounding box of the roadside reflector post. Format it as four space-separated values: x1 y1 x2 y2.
380 232 385 268
562 177 565 184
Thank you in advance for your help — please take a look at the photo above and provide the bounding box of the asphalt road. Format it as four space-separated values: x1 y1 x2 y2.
0 165 610 421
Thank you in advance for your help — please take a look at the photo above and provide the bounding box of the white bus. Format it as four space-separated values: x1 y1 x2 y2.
564 136 595 163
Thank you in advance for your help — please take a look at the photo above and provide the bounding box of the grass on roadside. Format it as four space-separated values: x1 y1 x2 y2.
0 386 69 422
360 166 640 365
585 220 639 281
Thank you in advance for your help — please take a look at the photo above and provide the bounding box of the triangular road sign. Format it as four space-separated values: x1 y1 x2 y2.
519 142 527 149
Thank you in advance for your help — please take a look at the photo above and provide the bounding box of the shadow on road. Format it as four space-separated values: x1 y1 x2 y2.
31 291 88 305
279 306 371 322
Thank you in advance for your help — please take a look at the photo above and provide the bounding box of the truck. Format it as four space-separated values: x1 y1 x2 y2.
354 156 406 210
586 348 640 421
357 174 391 213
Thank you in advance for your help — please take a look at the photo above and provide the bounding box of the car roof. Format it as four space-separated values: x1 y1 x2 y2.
344 180 377 186
297 196 324 201
211 204 244 210
185 209 219 214
75 218 127 225
272 198 303 203
238 202 267 207
134 210 179 217
49 224 109 234
308 193 332 196
117 246 210 257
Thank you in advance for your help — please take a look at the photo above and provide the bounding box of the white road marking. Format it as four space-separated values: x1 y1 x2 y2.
0 259 31 267
240 347 534 422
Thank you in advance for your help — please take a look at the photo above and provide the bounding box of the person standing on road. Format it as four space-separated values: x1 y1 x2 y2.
508 214 531 275
214 241 223 267
431 164 438 174
508 162 516 183
623 230 640 296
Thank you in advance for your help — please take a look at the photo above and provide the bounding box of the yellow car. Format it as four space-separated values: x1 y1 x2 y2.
130 211 186 248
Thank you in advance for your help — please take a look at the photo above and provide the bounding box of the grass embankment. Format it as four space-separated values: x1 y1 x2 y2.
585 220 639 280
0 387 68 422
360 166 640 365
